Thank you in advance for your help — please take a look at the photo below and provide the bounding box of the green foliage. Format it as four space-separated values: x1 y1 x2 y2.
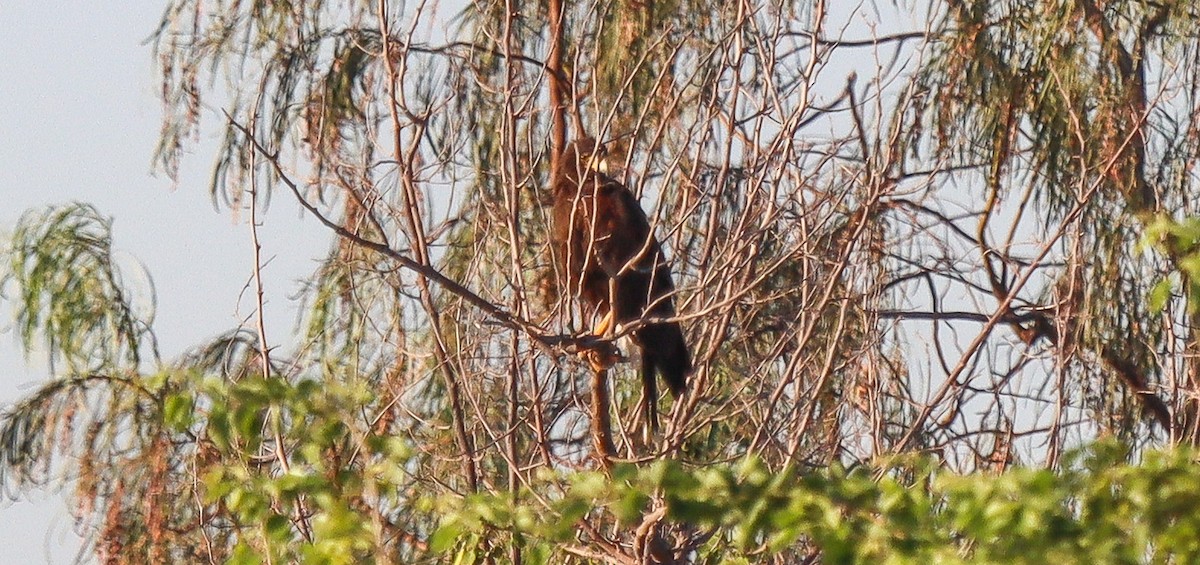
0 202 427 562
435 444 1200 564
1145 215 1200 313
182 374 411 563
1 203 152 370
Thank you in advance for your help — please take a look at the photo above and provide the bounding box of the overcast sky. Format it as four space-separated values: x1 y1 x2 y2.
0 2 327 561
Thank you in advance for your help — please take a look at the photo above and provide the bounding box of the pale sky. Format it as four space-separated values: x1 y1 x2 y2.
0 2 325 561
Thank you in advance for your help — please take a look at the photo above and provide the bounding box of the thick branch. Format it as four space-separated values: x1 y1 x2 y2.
546 0 568 173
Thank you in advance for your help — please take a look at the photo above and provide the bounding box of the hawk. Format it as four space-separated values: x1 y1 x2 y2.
551 137 691 430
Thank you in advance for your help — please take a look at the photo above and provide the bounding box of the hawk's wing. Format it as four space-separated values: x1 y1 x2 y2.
587 173 661 279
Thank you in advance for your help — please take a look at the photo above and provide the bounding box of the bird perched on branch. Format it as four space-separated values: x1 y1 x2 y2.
551 137 691 431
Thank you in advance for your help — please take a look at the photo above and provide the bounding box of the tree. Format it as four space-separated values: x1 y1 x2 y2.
5 0 1200 562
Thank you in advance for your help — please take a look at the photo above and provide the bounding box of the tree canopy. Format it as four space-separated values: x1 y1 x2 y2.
6 0 1200 562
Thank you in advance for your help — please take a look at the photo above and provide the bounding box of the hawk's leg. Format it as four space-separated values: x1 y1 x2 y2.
581 310 620 372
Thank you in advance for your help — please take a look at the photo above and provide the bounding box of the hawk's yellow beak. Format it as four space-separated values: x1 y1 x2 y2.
578 142 609 175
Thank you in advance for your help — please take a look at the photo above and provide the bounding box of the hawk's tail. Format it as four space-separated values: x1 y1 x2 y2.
637 322 691 430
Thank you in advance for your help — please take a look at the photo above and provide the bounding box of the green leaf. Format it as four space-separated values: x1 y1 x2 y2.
430 522 463 553
264 513 294 544
163 392 195 431
274 471 326 498
614 488 650 525
1149 278 1174 313
208 404 232 451
227 543 262 565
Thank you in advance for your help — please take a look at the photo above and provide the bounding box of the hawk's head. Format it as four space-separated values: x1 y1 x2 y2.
561 138 610 181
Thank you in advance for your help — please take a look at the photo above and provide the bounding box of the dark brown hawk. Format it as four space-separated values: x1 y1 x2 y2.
551 138 691 430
